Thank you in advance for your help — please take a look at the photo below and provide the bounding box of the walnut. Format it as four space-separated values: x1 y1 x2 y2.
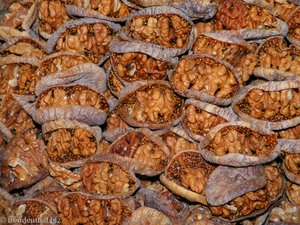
55 23 114 63
160 130 198 157
0 1 33 29
0 63 39 95
286 181 300 206
287 8 300 43
108 68 125 96
205 125 277 157
81 160 139 196
265 0 297 21
276 124 300 139
0 95 35 136
38 0 71 36
36 85 109 112
172 56 239 99
236 88 300 122
108 129 169 175
111 52 171 82
57 193 132 225
44 128 97 163
194 21 215 37
117 82 184 128
1 38 46 59
216 0 277 30
183 104 228 137
269 200 300 223
264 165 284 201
129 14 192 48
49 162 83 191
67 0 132 18
36 54 89 78
192 34 257 84
284 152 300 174
0 129 49 191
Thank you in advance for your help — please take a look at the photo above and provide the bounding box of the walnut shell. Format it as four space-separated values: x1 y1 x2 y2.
105 128 170 176
0 129 49 192
56 192 132 225
116 80 185 130
160 150 216 205
42 119 102 168
254 36 300 81
81 154 141 198
182 99 239 142
128 206 172 225
199 121 280 167
0 36 46 59
124 6 194 57
232 80 300 130
169 54 242 106
45 18 121 64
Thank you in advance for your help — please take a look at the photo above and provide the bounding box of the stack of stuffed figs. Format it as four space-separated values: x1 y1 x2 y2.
0 0 300 224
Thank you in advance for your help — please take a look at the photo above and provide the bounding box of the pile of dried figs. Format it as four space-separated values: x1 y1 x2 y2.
0 0 300 224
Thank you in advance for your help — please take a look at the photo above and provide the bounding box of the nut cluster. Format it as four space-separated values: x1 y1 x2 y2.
286 181 300 206
111 52 170 82
266 0 297 21
257 37 300 75
36 85 109 112
1 129 48 191
0 1 33 28
269 200 300 223
284 152 300 174
38 0 70 35
55 23 113 63
119 84 184 124
36 55 89 77
237 88 300 121
161 131 198 157
192 35 257 83
277 124 300 139
129 14 192 48
45 128 97 163
205 126 277 156
67 0 132 18
216 0 276 30
166 151 215 194
106 110 129 130
173 57 239 98
81 162 135 195
0 63 39 95
265 165 284 200
57 193 131 225
183 104 228 136
210 189 269 219
0 95 35 135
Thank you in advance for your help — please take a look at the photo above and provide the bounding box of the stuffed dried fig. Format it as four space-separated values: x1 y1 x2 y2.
0 129 48 191
0 94 36 141
215 0 288 39
45 18 120 64
128 206 172 225
160 150 216 205
35 84 109 125
265 0 297 21
10 199 59 225
66 0 133 22
286 6 300 46
104 128 169 176
0 57 40 96
160 127 198 158
232 80 300 130
286 181 300 206
254 36 300 80
117 80 185 130
182 99 238 142
192 32 257 84
38 0 71 39
0 37 46 59
170 54 241 106
56 192 132 225
283 152 300 184
276 124 300 139
200 121 279 166
43 119 101 168
125 6 194 56
269 199 300 223
81 155 140 198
